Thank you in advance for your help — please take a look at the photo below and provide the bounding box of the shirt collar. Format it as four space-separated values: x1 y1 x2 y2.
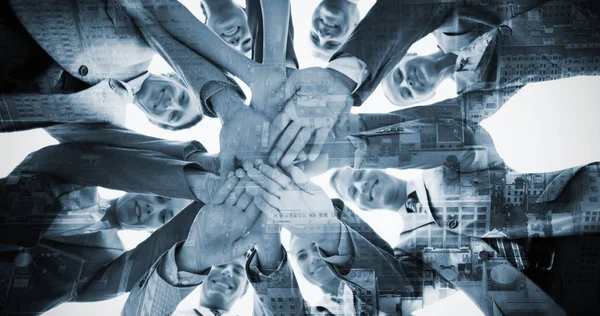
453 29 497 94
194 305 228 316
126 71 150 96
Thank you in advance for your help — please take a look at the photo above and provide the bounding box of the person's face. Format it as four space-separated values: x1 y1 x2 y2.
310 0 360 58
135 74 202 129
199 257 248 310
382 54 442 107
290 236 338 288
206 5 252 54
332 167 401 211
115 194 191 231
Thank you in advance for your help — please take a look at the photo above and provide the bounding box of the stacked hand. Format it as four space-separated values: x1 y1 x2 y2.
238 161 342 248
176 175 264 273
268 67 354 167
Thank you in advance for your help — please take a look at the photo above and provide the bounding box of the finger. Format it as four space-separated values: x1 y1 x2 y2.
219 152 236 185
235 168 247 178
282 71 301 102
246 166 283 192
245 183 283 209
212 176 240 204
281 127 312 167
234 191 253 210
296 150 308 163
257 163 292 188
308 127 330 161
268 111 291 148
253 196 281 219
226 181 245 207
282 164 310 186
268 121 301 166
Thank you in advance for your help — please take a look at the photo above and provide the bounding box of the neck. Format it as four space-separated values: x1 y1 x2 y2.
321 278 342 296
433 51 458 81
102 199 122 230
202 0 236 16
389 178 408 211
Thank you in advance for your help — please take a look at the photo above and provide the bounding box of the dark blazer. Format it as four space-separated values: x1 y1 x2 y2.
0 136 208 314
332 0 593 106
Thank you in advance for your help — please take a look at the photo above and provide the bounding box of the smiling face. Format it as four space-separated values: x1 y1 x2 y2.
310 0 360 59
198 257 248 311
331 167 406 211
114 194 191 231
205 4 253 54
382 54 442 107
134 73 202 129
289 236 338 288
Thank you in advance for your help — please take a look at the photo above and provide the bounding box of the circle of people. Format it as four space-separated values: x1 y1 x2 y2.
1 0 599 315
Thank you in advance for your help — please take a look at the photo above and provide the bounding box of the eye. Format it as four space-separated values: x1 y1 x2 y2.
349 187 357 199
297 253 307 261
168 111 178 123
233 267 244 275
401 87 413 99
160 212 166 224
309 32 319 44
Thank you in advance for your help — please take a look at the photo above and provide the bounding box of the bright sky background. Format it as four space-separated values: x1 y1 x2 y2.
1 0 599 315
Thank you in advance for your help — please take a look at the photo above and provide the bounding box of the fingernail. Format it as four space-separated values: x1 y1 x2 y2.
255 159 263 166
228 171 234 178
243 161 253 171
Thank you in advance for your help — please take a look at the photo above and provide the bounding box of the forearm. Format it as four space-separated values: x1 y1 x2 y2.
205 84 246 123
18 143 202 200
45 123 207 160
0 93 119 132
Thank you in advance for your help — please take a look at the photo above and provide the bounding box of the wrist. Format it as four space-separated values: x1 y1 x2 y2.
175 242 210 274
208 86 245 123
314 221 344 255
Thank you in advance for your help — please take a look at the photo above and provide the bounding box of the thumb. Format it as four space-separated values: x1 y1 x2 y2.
281 71 301 102
283 165 310 185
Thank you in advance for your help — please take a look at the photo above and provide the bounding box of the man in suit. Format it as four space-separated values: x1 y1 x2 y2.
1 0 240 132
382 0 600 107
330 163 600 315
267 0 583 167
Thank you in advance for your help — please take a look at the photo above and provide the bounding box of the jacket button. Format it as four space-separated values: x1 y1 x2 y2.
139 278 146 287
498 25 512 36
448 219 459 229
79 65 89 76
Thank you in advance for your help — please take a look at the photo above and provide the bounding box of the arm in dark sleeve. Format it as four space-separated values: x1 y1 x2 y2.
245 0 298 69
332 0 453 105
14 143 206 200
246 247 309 316
77 201 203 303
45 123 207 161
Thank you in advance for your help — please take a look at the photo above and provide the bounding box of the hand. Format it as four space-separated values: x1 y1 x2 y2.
219 107 287 183
176 176 264 273
268 67 354 167
242 162 341 246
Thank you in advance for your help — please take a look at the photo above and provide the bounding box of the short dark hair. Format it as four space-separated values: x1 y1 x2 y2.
150 114 203 131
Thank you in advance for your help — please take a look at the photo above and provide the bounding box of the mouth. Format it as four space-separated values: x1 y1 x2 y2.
222 26 240 37
135 202 141 223
311 265 327 275
413 67 424 87
212 279 233 290
369 179 378 201
153 89 164 112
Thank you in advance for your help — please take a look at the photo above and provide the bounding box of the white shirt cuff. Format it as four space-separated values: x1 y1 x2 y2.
327 56 370 93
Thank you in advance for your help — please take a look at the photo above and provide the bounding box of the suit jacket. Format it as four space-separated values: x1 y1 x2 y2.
2 0 239 131
393 162 600 315
0 137 208 314
332 0 571 106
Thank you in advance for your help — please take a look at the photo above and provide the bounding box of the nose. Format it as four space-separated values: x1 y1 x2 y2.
354 180 368 194
221 265 234 278
318 28 332 39
228 36 241 45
